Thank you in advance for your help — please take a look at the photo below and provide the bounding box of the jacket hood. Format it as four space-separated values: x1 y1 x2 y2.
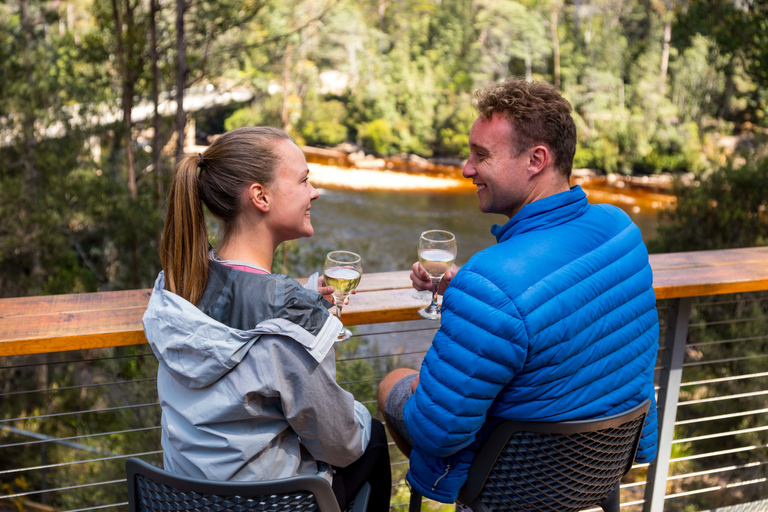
142 271 341 389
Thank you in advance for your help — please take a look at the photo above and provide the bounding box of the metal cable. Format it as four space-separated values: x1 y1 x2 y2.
0 450 162 476
670 443 768 463
0 351 154 371
336 349 427 363
673 425 768 444
676 408 768 426
688 316 768 328
0 378 156 398
664 477 767 501
0 402 159 423
0 426 161 449
349 326 438 337
681 371 768 387
64 503 128 512
686 334 768 348
683 353 768 368
667 461 768 482
679 389 768 406
0 478 126 500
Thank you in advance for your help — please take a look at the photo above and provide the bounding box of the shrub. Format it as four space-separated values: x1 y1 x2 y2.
358 119 396 156
650 156 768 253
299 99 349 147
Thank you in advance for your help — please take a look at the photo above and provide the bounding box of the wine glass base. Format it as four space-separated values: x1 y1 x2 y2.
417 306 441 320
336 327 353 341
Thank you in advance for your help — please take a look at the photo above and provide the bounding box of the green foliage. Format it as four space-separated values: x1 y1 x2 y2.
358 118 397 156
224 94 283 131
650 156 768 253
299 99 349 147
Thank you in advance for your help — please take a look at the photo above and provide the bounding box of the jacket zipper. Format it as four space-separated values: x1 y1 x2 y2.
432 464 452 491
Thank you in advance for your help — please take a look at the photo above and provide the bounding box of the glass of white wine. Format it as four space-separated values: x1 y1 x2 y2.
417 230 457 320
323 251 363 341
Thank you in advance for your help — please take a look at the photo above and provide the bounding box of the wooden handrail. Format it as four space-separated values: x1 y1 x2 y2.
1 247 767 358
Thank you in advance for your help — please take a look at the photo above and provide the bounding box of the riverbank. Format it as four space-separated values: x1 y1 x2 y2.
302 145 678 214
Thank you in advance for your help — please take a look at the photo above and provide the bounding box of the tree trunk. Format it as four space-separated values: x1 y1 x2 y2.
19 0 42 279
19 0 48 398
524 39 532 82
175 0 186 163
281 43 293 134
378 0 388 29
111 0 137 199
659 0 673 87
660 18 672 83
551 1 561 89
149 0 162 206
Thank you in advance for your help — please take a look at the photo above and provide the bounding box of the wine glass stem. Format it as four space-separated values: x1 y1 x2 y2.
334 297 345 321
430 278 441 310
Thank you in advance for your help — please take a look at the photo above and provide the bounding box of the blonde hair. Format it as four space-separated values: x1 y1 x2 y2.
160 126 290 304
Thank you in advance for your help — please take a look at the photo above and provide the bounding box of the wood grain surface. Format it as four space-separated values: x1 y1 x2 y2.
2 247 767 357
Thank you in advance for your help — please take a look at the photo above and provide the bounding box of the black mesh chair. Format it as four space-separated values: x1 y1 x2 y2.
409 399 650 512
126 457 370 512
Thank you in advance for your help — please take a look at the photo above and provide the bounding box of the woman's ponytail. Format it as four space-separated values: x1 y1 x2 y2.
160 155 209 304
159 126 290 304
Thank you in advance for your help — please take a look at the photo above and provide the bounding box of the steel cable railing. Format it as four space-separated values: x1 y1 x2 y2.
2 292 768 512
644 292 768 511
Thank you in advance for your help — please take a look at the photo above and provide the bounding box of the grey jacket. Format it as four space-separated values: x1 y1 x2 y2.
142 261 372 483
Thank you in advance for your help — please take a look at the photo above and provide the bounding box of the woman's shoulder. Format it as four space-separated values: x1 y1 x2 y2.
202 261 330 331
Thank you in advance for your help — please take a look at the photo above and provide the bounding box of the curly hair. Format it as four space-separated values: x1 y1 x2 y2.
475 78 576 178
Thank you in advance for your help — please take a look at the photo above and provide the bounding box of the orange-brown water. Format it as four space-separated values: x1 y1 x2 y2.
305 148 675 217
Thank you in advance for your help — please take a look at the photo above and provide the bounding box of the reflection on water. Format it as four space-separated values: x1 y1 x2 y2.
301 186 659 275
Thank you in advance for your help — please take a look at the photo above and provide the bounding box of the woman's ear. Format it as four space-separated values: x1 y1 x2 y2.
248 183 270 212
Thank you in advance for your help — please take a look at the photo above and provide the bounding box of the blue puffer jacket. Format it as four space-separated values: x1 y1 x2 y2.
403 186 659 503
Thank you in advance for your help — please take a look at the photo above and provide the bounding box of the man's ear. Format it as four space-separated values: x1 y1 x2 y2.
528 145 550 177
248 183 270 212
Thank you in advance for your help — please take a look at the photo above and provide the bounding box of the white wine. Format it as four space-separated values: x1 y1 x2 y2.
419 249 456 278
324 267 362 296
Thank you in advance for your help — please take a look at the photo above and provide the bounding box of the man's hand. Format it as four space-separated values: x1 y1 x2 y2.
410 262 460 295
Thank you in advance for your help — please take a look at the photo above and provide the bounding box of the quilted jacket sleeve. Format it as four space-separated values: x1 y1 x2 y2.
404 267 529 457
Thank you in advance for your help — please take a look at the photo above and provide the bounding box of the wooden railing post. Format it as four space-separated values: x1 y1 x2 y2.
643 297 691 512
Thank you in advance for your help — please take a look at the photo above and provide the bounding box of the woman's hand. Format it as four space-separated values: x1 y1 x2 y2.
318 275 353 304
317 275 335 300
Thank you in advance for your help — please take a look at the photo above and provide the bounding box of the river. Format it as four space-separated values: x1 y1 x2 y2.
295 160 674 365
300 162 670 275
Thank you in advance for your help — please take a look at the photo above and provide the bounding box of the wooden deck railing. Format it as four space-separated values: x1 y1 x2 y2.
2 247 768 358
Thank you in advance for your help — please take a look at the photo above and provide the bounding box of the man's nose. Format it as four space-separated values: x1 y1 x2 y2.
462 161 476 179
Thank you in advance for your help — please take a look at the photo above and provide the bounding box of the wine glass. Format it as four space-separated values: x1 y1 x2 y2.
417 230 457 320
323 251 363 341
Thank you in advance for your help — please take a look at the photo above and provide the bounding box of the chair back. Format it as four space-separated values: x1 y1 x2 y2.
457 399 651 512
126 458 343 512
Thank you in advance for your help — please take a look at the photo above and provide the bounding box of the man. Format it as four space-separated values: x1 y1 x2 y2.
377 77 659 504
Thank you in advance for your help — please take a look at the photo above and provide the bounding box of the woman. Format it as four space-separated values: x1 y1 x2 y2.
142 126 391 511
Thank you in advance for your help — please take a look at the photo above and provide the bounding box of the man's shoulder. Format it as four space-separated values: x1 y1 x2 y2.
457 207 645 296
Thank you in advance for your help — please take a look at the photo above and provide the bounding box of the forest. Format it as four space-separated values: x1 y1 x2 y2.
1 0 768 510
0 0 767 297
